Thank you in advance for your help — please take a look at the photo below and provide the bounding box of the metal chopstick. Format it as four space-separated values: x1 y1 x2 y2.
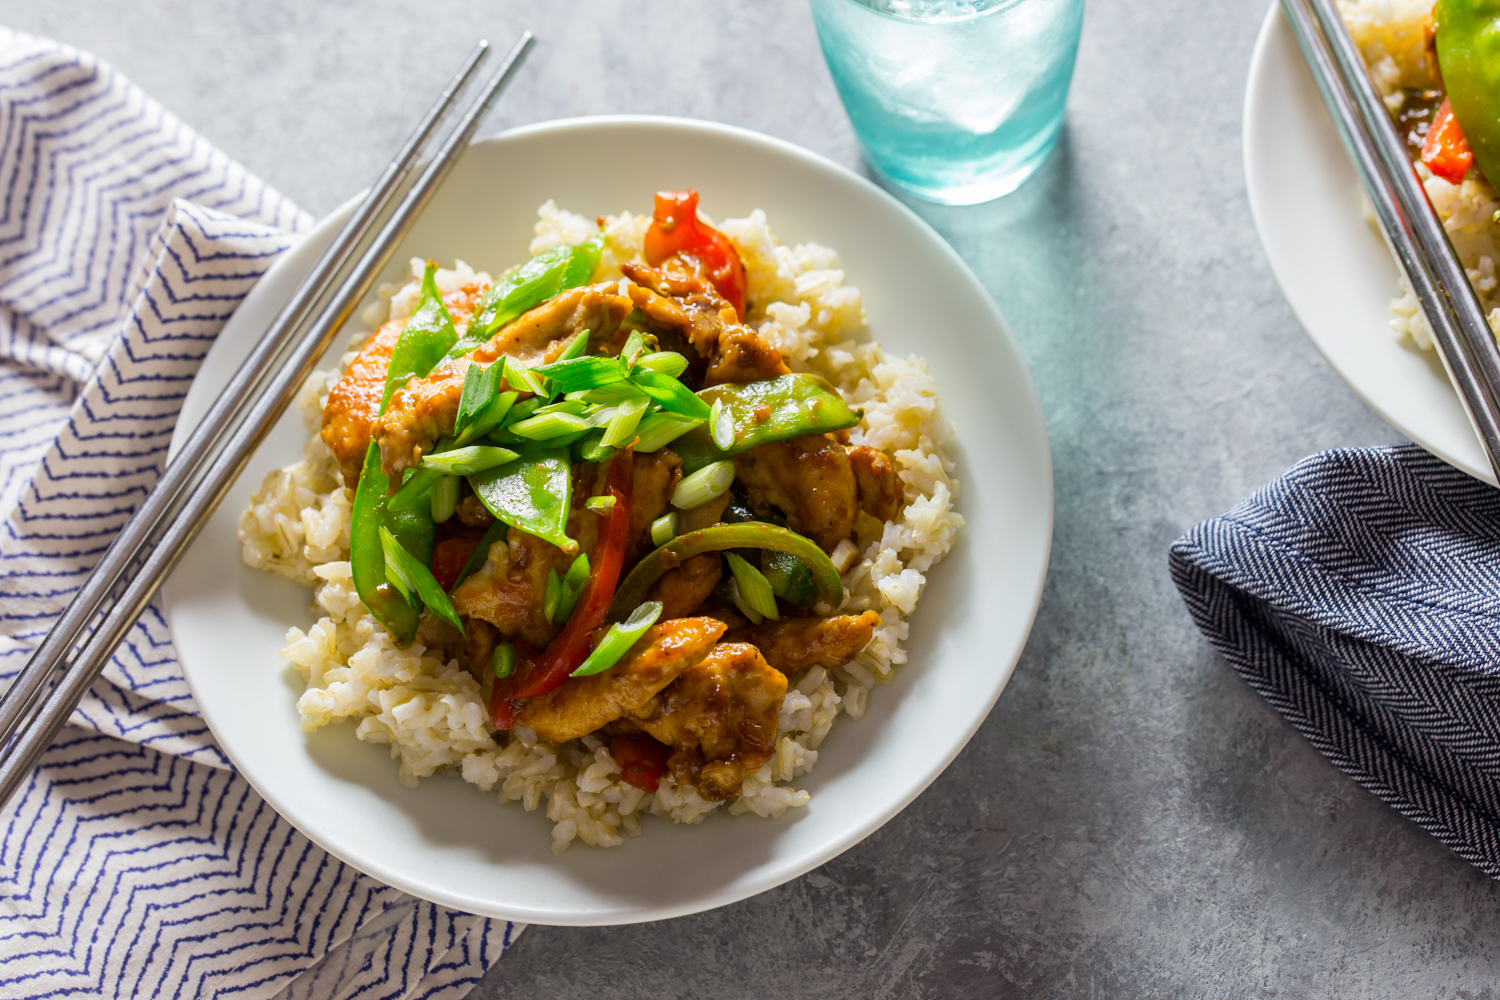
0 40 493 753
0 32 534 809
1281 0 1500 483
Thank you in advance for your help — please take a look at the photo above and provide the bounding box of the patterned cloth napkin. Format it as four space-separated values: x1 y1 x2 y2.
0 28 520 998
1171 443 1500 879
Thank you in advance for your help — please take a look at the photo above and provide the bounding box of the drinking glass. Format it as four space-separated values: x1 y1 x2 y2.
811 0 1084 205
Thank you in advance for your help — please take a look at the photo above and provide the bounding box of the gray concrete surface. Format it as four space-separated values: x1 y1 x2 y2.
11 0 1500 995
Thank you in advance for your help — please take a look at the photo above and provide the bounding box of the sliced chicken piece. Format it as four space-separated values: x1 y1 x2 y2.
516 617 727 745
321 284 487 489
705 327 790 386
620 260 788 388
322 320 401 489
628 449 681 561
449 466 603 647
647 552 723 620
847 445 903 522
460 616 500 680
733 433 857 552
635 642 787 801
376 282 633 477
621 258 734 358
450 528 571 649
678 490 730 533
726 611 881 675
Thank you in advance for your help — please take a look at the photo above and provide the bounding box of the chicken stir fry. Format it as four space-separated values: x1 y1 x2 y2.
321 189 906 801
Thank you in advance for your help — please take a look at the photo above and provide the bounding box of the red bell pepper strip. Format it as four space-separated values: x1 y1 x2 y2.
1422 97 1475 184
491 448 635 729
430 536 480 592
611 734 672 792
643 189 748 319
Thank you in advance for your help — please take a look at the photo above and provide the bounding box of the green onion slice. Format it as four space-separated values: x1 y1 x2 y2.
630 370 711 419
504 357 549 397
601 397 650 448
455 390 518 446
535 354 627 392
650 512 677 547
671 460 735 510
509 411 593 441
532 398 589 417
555 329 588 362
727 576 764 626
585 494 616 514
492 641 517 679
724 552 779 621
568 382 649 406
543 568 563 623
387 465 443 510
429 474 458 522
555 552 591 623
635 351 688 378
710 398 735 450
620 330 649 366
570 601 664 677
633 412 703 453
379 525 463 630
575 431 615 465
420 445 519 476
455 359 504 439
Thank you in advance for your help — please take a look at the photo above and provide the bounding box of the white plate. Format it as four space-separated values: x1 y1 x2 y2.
1244 4 1494 485
161 116 1053 925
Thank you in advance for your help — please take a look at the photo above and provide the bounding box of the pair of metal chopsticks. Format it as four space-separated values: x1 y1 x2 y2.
1280 0 1500 484
0 33 535 811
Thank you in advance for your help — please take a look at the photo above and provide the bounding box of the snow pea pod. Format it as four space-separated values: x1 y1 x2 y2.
444 235 604 361
467 442 577 554
1435 0 1500 185
350 262 459 645
670 373 862 473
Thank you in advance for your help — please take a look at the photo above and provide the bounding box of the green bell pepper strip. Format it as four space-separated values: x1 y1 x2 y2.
1436 0 1500 187
467 443 577 554
607 522 843 621
349 262 460 644
671 374 863 473
762 549 818 607
445 236 604 360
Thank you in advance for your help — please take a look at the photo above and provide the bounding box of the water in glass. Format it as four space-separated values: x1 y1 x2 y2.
811 0 1084 204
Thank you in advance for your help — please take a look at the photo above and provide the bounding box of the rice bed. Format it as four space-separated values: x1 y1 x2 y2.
238 202 962 854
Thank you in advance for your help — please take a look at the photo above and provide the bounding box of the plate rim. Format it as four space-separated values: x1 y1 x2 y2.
1241 2 1496 486
165 113 1054 924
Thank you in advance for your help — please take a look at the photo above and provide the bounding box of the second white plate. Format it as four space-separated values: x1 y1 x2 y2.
1243 3 1493 484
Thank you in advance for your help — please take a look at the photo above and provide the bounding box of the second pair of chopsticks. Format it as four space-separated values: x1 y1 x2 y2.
0 32 535 810
1280 0 1500 484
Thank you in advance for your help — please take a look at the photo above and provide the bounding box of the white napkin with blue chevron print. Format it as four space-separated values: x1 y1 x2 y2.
0 27 520 998
1172 444 1500 881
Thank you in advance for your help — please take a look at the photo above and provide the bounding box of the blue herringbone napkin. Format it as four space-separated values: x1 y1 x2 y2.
1170 443 1500 878
0 27 519 997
